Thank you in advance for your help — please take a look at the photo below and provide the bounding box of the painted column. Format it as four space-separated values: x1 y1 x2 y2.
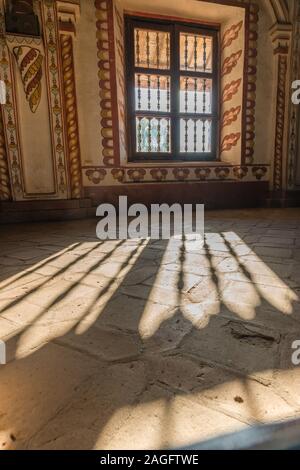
270 23 292 193
0 111 11 200
58 1 82 199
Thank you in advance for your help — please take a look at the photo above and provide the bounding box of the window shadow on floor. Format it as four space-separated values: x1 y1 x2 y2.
0 210 300 449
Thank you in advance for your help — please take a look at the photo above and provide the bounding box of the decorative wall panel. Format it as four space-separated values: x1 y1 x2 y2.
6 34 56 195
0 9 24 198
40 0 69 196
0 0 70 200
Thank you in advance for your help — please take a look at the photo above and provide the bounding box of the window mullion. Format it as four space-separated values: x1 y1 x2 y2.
127 19 137 159
171 25 180 159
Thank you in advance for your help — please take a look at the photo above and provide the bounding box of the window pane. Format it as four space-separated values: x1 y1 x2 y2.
134 28 170 69
135 74 170 112
136 117 171 153
180 77 212 114
180 33 212 72
180 118 212 153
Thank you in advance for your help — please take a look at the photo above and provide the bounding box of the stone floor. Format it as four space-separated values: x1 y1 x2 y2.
0 208 300 450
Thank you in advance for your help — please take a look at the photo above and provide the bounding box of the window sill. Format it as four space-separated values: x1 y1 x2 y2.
124 160 235 167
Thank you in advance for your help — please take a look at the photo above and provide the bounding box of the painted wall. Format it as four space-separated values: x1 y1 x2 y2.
74 0 101 168
79 0 273 193
0 0 299 205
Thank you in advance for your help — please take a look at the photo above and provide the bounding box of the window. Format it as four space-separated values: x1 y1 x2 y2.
125 16 219 162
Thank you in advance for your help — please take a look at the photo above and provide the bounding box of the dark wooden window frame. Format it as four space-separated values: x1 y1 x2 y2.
125 15 220 162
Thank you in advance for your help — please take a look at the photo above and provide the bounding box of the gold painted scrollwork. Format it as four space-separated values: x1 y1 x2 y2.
13 46 43 113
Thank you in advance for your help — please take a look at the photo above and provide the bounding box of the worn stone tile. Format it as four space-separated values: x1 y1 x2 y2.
146 353 237 394
217 302 300 333
27 361 147 450
258 237 295 247
142 308 193 353
144 269 202 293
0 342 100 448
252 246 293 259
89 294 172 336
28 280 97 310
216 257 240 273
122 284 181 307
289 263 300 285
4 248 52 262
47 253 83 270
294 249 300 262
179 317 280 380
0 257 26 267
91 261 132 279
101 384 246 449
34 264 65 277
221 280 297 318
187 277 225 303
0 274 45 304
0 300 45 327
62 271 109 288
180 301 220 328
198 375 296 424
271 333 300 408
222 272 297 291
0 317 22 340
121 266 159 286
57 326 142 362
